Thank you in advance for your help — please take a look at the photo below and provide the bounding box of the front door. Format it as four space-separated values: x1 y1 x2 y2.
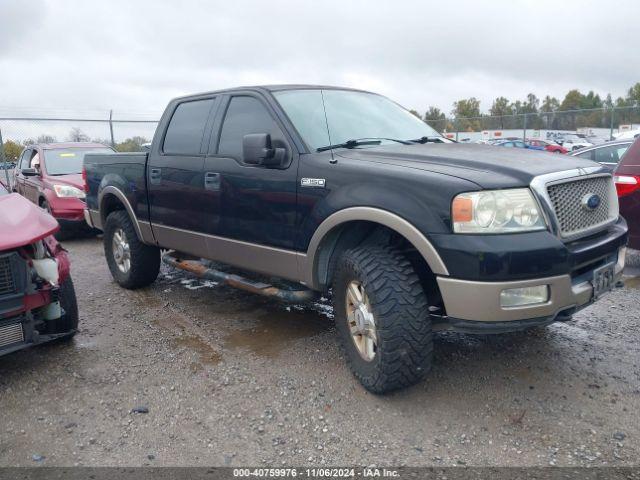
23 150 42 204
14 148 32 195
203 94 299 250
199 94 300 279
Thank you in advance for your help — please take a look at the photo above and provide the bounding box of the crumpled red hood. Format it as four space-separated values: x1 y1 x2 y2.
0 193 59 251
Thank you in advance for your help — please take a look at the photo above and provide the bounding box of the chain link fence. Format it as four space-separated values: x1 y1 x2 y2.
0 111 159 164
2 106 640 166
425 106 640 142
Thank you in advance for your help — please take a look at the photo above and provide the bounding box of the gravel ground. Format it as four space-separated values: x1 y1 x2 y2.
0 237 639 467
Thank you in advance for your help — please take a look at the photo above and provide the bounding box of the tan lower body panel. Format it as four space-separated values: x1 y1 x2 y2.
152 224 305 283
437 274 592 322
438 251 624 323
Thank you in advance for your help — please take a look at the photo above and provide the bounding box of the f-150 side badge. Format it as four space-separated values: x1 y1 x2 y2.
301 178 326 188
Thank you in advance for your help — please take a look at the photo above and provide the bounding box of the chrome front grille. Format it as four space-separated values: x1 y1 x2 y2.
0 320 24 348
0 256 16 296
546 175 616 238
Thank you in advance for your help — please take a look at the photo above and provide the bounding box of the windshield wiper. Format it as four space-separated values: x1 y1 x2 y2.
316 137 411 152
409 136 446 144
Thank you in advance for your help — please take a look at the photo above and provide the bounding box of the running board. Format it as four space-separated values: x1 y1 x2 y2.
162 254 318 303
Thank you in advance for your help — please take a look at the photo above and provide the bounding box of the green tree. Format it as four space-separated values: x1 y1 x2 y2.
559 89 583 111
2 140 23 162
408 109 421 118
524 93 539 113
452 98 481 131
115 136 149 152
626 83 640 107
489 97 512 129
424 106 446 131
541 96 560 112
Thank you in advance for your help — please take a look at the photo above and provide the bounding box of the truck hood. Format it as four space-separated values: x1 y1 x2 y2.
0 194 59 251
45 173 83 189
336 143 601 188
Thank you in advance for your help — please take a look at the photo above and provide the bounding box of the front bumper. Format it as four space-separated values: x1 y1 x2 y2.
436 246 625 327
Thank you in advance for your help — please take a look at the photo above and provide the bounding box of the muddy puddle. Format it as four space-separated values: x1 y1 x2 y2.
623 276 640 289
225 306 334 358
174 334 222 365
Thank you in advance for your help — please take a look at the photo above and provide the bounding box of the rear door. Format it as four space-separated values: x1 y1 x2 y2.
147 96 219 246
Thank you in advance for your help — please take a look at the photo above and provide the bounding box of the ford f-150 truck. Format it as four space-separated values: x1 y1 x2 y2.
83 85 627 393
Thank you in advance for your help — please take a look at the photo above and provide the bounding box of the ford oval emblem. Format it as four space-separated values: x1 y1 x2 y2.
582 193 601 211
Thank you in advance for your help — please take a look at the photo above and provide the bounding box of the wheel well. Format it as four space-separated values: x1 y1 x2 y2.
100 193 126 223
315 221 444 310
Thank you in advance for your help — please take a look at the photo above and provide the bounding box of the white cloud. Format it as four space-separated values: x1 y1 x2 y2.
0 0 638 118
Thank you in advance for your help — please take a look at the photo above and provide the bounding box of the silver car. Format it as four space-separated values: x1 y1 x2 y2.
570 139 635 171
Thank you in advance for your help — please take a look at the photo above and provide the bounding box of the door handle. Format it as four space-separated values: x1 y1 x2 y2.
149 168 161 185
204 172 220 191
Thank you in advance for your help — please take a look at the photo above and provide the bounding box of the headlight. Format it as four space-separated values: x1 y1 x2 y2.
53 184 85 199
452 188 546 233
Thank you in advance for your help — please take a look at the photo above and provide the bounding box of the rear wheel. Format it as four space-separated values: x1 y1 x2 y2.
103 210 160 289
333 246 433 393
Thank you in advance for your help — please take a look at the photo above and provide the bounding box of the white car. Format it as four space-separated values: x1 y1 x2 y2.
613 129 640 140
562 135 593 151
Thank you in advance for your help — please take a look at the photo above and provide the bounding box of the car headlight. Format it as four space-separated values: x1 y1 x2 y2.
452 188 547 233
53 184 85 199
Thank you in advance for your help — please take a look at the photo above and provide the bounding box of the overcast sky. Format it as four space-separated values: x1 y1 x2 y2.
1 0 639 119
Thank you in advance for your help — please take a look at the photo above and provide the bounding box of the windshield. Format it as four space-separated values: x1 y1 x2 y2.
274 89 442 151
44 147 113 175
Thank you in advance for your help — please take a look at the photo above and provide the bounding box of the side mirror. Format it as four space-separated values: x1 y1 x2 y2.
21 168 39 177
242 133 285 166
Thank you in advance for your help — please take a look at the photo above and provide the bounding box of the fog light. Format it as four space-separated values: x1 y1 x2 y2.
500 285 549 307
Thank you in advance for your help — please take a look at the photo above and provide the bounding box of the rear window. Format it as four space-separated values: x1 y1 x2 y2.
44 148 113 175
163 99 214 155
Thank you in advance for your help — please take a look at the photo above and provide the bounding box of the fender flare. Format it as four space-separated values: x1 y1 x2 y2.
303 207 449 289
98 186 145 241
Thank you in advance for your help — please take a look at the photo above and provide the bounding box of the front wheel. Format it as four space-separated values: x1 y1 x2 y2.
56 276 79 340
103 210 160 289
332 246 433 393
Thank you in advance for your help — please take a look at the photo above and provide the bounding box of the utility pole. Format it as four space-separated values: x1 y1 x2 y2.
0 127 11 190
109 110 116 148
609 107 615 141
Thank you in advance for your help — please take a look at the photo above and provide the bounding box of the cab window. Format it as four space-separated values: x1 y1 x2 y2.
163 98 215 155
217 96 286 160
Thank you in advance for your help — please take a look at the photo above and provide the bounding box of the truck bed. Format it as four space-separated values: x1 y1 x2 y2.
83 152 149 222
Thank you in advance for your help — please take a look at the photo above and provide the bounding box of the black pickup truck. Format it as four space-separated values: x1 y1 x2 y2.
83 85 627 393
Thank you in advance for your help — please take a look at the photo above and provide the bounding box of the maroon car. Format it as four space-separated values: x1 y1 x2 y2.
13 142 113 235
0 185 78 356
614 136 640 249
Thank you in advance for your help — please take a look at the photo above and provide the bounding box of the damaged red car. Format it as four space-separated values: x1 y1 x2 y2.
0 185 78 355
